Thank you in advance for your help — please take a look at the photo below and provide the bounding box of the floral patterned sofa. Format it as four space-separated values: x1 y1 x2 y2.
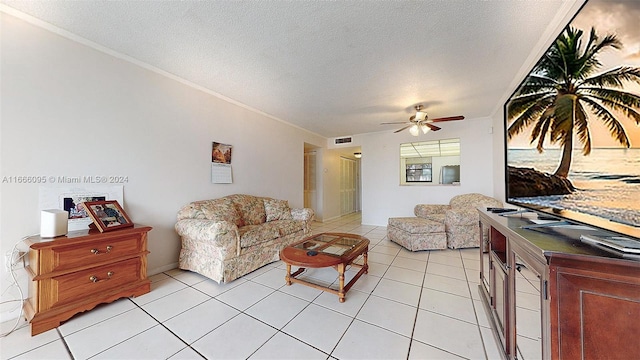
414 193 502 249
175 194 314 283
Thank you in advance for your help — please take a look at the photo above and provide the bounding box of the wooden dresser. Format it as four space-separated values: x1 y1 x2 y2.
23 224 152 336
478 209 640 360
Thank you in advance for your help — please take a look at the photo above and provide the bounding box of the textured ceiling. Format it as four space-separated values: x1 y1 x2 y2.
2 1 581 137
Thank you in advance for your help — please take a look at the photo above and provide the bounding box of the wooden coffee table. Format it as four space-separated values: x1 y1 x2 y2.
280 232 369 302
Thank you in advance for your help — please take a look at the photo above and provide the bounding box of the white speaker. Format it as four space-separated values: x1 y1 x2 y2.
40 209 69 238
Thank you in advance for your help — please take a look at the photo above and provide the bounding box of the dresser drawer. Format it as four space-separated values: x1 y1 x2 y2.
42 235 142 273
39 258 142 311
24 225 152 335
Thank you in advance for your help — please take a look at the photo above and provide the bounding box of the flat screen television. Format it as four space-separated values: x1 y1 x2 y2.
504 0 640 240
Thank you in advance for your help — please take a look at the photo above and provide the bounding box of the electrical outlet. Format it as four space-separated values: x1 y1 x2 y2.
4 250 26 270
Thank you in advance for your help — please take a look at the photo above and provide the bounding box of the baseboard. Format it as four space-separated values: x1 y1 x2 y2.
320 215 341 222
0 303 24 324
148 262 179 276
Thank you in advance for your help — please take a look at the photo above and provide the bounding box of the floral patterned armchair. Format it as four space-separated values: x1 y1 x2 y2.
414 193 502 249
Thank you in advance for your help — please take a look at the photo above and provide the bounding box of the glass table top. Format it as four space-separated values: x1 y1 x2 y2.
294 234 365 257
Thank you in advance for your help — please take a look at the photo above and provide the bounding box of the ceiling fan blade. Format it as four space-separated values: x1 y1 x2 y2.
394 125 413 133
380 121 411 125
427 123 441 131
409 115 416 121
429 115 465 122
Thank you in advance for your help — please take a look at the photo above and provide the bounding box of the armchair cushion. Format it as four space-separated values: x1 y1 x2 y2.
450 193 501 210
414 204 450 218
445 208 481 226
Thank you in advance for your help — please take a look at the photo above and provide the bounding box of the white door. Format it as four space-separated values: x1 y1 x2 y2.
304 151 317 211
340 157 357 215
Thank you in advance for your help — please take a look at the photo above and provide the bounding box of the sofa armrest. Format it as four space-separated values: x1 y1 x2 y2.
414 204 450 218
175 219 241 256
445 208 480 226
291 208 314 222
291 208 315 234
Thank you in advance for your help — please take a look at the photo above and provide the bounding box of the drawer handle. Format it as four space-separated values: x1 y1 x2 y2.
90 245 113 255
89 271 114 283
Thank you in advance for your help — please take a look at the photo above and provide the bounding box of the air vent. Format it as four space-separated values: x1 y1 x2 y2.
334 137 352 145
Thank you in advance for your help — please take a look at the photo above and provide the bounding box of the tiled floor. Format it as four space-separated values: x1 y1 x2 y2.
1 213 502 360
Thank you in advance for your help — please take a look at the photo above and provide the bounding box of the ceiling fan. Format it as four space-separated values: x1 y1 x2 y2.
381 105 465 136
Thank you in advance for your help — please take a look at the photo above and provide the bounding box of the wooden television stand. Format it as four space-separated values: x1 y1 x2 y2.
477 209 640 360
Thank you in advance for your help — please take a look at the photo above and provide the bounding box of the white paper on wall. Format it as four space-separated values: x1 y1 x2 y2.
211 163 233 184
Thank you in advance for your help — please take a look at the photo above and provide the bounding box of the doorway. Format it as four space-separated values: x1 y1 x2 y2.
304 150 317 211
340 156 358 215
304 144 361 221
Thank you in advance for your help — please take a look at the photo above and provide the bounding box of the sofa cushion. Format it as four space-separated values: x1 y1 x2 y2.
201 198 243 227
269 219 304 236
238 224 281 248
264 199 293 222
177 199 242 226
228 195 266 226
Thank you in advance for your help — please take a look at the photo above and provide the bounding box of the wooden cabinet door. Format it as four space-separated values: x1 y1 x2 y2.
491 251 511 356
550 264 640 360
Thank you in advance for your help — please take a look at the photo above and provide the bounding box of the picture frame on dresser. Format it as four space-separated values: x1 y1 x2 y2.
83 200 133 232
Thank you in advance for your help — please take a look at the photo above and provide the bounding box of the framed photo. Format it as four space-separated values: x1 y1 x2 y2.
82 200 134 232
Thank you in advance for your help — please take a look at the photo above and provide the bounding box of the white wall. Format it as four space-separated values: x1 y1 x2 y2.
492 109 507 203
361 118 495 226
0 12 326 317
320 149 343 222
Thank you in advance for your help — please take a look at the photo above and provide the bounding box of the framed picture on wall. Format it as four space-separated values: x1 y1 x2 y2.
212 142 232 164
83 200 134 232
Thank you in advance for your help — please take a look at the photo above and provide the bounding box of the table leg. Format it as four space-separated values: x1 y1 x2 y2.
364 250 369 274
338 263 345 303
285 263 292 285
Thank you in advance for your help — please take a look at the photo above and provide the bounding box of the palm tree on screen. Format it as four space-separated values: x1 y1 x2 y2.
507 26 640 178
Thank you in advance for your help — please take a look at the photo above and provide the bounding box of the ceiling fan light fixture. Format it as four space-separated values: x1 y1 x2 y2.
380 103 463 134
415 111 427 121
